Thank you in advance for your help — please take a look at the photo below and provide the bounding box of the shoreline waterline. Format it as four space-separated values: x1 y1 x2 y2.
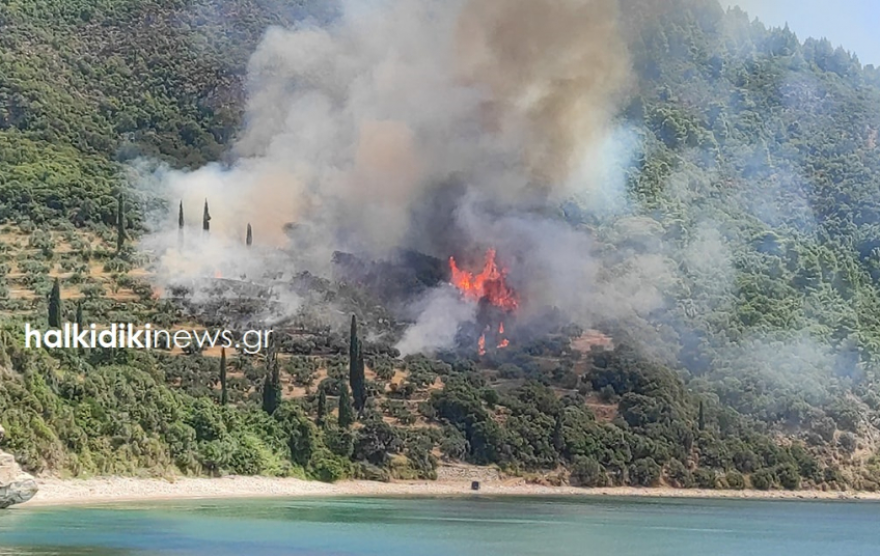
19 476 880 508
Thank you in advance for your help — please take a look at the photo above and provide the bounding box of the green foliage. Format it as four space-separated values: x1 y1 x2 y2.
570 456 607 487
115 194 125 253
349 315 366 414
219 348 227 406
261 343 280 416
316 389 327 426
725 470 746 490
3 0 880 491
337 382 355 429
47 277 61 327
629 458 662 487
665 459 694 488
751 469 776 491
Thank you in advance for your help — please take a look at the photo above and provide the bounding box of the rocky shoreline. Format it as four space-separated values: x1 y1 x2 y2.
0 427 38 508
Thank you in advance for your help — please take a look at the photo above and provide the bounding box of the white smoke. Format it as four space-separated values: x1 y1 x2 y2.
396 285 478 356
136 0 641 351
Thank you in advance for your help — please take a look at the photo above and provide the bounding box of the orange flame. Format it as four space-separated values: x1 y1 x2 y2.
214 270 222 279
497 322 509 349
449 249 518 312
478 333 486 356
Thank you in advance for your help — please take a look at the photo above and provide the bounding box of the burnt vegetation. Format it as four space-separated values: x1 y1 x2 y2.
4 0 880 491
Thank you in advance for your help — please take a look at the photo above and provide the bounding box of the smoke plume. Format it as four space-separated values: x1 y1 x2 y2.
137 0 641 351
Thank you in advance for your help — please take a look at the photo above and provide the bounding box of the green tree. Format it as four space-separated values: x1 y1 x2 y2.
317 389 327 426
202 199 211 232
570 456 607 487
178 201 185 249
261 336 280 415
48 278 62 328
75 301 84 354
338 381 355 428
777 464 801 490
751 469 776 491
629 457 662 487
349 315 366 415
75 301 83 329
115 194 125 253
219 347 228 406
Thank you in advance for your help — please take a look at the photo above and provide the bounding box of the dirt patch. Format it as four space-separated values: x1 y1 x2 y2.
585 393 618 423
572 330 613 354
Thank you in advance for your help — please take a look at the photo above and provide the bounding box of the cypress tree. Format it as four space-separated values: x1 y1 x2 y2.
202 199 211 232
355 343 366 413
219 347 228 406
349 315 366 415
349 315 358 366
553 413 564 453
246 223 252 247
338 381 355 428
317 388 327 426
48 278 62 328
262 359 280 415
75 301 84 354
261 332 280 415
698 400 706 431
178 201 185 250
116 194 125 253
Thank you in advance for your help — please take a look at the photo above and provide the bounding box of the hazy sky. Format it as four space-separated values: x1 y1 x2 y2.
729 1 880 66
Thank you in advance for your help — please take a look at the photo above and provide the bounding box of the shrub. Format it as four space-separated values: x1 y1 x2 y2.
309 450 351 483
725 470 745 490
665 458 694 488
777 464 801 490
693 468 717 489
570 456 607 487
498 364 524 379
629 457 662 487
839 432 857 454
750 468 776 490
599 385 617 403
323 426 355 459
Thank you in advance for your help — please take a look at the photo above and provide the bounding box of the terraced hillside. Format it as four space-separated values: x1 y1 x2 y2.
3 0 880 493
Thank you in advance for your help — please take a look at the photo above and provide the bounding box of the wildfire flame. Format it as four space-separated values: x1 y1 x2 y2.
449 249 518 312
496 323 508 349
214 270 223 279
450 249 517 355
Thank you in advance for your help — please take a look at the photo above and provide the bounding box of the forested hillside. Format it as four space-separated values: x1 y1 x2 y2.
4 0 880 491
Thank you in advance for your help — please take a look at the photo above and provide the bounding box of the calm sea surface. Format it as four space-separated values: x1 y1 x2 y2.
0 496 877 555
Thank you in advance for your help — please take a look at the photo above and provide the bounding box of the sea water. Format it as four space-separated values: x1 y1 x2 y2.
0 496 877 555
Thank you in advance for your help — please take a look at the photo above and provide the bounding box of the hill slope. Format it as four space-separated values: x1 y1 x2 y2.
3 0 880 491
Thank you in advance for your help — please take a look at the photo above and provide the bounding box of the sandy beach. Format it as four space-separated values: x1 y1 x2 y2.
22 476 880 508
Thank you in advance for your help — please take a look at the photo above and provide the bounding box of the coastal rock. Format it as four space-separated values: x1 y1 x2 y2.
0 451 37 508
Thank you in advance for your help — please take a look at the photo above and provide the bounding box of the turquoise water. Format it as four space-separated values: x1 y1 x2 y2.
0 496 878 555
